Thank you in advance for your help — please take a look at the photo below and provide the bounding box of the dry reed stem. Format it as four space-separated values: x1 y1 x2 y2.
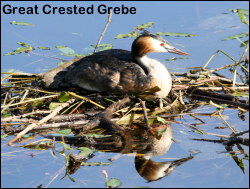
68 92 105 109
1 94 58 109
7 98 76 146
93 11 112 53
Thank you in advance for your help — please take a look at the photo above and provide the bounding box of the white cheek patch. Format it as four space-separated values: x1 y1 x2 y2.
150 38 169 52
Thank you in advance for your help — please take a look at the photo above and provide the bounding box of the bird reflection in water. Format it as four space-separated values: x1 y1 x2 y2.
47 124 193 182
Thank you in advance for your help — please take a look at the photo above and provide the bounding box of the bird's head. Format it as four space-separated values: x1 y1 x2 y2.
132 31 190 57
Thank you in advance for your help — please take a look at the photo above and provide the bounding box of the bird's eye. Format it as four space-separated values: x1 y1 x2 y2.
160 43 165 46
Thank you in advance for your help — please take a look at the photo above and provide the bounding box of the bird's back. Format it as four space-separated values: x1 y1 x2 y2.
47 49 154 94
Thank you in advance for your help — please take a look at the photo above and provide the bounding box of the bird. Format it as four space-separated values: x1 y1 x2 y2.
41 31 189 100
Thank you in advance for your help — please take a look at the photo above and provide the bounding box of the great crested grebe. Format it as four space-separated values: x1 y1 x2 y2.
42 31 189 100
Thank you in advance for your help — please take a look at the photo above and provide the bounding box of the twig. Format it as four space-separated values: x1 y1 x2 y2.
218 111 237 134
206 61 245 74
239 46 249 62
68 100 85 114
7 98 76 146
235 130 249 136
203 50 238 69
138 98 151 130
20 89 29 102
191 77 221 85
190 94 249 109
29 51 67 62
1 94 58 109
1 110 51 122
68 92 105 109
99 97 131 132
93 11 112 53
1 98 16 113
173 86 249 91
4 119 100 134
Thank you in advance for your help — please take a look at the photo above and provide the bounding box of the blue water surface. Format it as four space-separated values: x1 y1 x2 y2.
1 1 249 188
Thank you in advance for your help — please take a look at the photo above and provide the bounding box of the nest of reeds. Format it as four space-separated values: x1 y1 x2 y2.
1 54 249 146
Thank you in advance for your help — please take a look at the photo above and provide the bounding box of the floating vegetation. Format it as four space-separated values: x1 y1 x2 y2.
91 43 113 51
165 57 189 61
10 21 34 26
157 31 196 37
136 21 154 30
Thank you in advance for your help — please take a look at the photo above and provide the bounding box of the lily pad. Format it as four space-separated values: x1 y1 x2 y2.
106 178 122 188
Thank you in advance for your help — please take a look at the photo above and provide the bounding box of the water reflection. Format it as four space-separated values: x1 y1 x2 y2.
47 124 193 182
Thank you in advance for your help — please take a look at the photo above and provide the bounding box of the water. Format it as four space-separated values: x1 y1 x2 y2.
1 1 249 188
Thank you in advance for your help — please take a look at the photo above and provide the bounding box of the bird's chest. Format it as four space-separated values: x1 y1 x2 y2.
149 62 172 97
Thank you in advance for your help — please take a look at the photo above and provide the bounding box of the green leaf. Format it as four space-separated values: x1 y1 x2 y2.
114 33 130 39
240 39 249 47
57 91 71 102
136 22 154 30
106 178 122 188
229 9 249 25
78 147 95 158
49 102 63 110
156 116 167 124
55 46 75 55
157 32 196 37
91 43 113 51
243 157 249 160
229 9 249 16
1 134 8 140
104 98 116 103
38 46 50 50
238 12 249 25
57 129 72 135
58 141 74 151
223 33 249 40
4 46 33 55
3 52 19 55
68 175 76 182
114 31 139 39
13 46 33 53
17 42 29 47
10 21 34 26
1 112 11 118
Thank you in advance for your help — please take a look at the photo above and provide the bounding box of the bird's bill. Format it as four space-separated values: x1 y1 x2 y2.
168 47 190 56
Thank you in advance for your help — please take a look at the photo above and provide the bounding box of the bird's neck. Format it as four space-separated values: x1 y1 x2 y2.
133 55 153 75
